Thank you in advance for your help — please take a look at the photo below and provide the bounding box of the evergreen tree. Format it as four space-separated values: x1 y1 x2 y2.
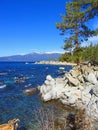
56 0 98 52
80 0 98 18
80 0 98 35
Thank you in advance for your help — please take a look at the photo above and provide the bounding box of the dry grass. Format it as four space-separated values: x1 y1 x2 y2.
27 99 98 130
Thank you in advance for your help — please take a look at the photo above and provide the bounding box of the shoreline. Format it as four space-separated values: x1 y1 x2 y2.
38 64 98 129
35 60 77 66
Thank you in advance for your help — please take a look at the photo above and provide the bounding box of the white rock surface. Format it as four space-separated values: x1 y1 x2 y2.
39 65 98 122
66 73 80 86
85 72 97 84
46 75 53 81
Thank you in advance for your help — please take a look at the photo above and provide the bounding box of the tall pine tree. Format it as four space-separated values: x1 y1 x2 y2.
56 0 98 52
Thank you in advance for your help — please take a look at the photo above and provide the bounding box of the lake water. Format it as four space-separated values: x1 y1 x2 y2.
0 62 72 129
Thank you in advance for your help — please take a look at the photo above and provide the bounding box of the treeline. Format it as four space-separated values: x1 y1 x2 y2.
59 43 98 63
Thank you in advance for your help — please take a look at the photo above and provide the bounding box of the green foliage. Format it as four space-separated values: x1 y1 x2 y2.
63 42 73 50
59 53 71 62
56 0 98 53
82 44 98 61
80 0 98 20
59 44 98 63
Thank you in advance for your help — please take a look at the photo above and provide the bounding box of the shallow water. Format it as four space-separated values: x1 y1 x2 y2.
0 62 72 129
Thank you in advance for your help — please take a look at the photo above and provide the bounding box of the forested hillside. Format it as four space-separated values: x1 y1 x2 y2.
59 44 98 63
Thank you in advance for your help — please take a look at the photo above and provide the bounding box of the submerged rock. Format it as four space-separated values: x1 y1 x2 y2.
24 87 39 96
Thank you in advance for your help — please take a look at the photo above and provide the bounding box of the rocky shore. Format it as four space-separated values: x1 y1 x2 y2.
35 60 77 66
38 64 98 129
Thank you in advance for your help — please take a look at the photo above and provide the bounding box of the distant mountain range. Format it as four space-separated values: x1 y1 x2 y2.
0 52 62 62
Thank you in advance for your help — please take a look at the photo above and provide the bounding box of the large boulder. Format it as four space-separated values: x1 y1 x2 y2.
93 82 98 97
85 72 97 84
0 118 20 130
66 73 80 86
70 69 81 78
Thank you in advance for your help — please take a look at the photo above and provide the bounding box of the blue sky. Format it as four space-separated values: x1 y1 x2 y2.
0 0 98 56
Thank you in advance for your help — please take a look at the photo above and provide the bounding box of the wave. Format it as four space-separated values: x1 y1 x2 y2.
0 84 6 89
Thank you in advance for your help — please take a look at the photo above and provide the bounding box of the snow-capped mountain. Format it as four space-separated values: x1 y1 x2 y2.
0 52 63 62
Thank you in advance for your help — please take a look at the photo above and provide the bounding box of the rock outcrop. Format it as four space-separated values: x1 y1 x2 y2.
35 60 76 66
39 65 98 126
0 118 20 130
24 87 39 96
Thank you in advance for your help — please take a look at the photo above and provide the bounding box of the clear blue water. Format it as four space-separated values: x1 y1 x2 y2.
0 62 72 129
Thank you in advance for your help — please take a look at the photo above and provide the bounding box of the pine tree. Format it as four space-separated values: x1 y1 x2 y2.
56 0 98 52
80 0 98 16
